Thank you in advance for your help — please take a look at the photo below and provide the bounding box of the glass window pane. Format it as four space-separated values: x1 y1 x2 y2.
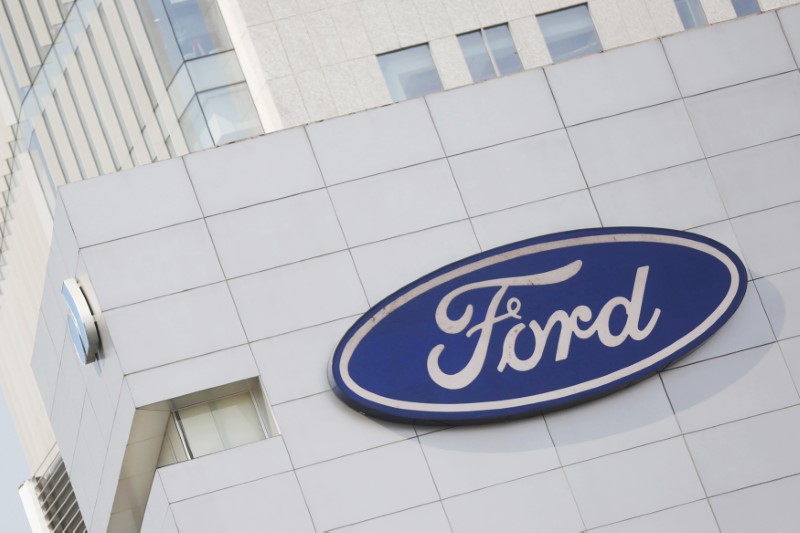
197 83 263 145
674 0 708 29
378 44 443 102
164 0 233 60
732 0 760 16
135 0 183 83
186 50 244 92
538 4 603 63
178 96 213 151
210 394 265 450
458 31 495 83
177 403 225 458
168 64 194 117
485 25 523 76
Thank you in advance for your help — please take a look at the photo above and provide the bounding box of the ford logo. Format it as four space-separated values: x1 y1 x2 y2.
329 227 747 424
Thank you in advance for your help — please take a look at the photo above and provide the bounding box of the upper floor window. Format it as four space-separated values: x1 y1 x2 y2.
538 5 603 63
675 0 708 28
458 24 524 83
732 0 761 16
378 44 443 102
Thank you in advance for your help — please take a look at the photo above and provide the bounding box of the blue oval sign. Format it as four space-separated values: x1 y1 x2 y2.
330 227 747 424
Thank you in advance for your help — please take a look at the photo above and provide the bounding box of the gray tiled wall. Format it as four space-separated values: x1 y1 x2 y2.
32 8 800 533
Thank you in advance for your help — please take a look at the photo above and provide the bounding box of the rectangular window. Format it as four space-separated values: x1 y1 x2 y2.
458 24 523 83
378 44 443 102
537 5 602 63
674 0 708 28
732 0 760 16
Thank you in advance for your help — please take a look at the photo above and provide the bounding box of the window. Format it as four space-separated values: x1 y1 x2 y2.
378 44 443 102
458 24 523 83
674 0 708 28
157 380 278 466
732 0 760 16
538 5 602 63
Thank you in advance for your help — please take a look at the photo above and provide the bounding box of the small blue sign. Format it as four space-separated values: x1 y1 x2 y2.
329 227 747 424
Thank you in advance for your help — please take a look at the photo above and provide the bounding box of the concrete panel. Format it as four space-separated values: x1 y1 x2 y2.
328 159 467 247
126 345 259 407
184 127 324 216
160 437 293 502
443 470 585 533
663 13 796 96
297 439 439 531
448 129 585 216
419 417 559 498
252 317 356 405
569 101 704 186
349 221 479 304
685 72 800 156
686 406 800 495
663 344 799 433
206 189 346 278
104 283 247 374
545 377 680 465
81 221 224 310
228 252 367 341
426 69 562 155
566 438 705 528
546 40 680 125
60 158 202 247
709 136 800 217
591 161 726 230
171 471 314 533
306 99 443 185
274 391 414 467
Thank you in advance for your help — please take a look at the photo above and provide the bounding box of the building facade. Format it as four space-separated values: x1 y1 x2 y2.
1 0 800 531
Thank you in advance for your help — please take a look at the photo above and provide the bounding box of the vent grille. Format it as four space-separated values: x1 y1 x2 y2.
33 457 87 533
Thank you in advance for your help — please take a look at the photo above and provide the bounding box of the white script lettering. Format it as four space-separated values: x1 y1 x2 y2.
426 261 661 390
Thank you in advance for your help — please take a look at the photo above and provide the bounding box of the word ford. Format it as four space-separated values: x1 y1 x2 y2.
427 260 660 390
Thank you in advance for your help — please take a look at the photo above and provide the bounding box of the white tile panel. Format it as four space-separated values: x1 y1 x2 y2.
297 439 439 531
565 437 705 528
50 341 87 469
690 220 751 280
662 343 799 433
671 282 775 367
590 500 718 533
684 72 800 157
568 101 704 186
545 377 681 465
70 402 106 525
350 221 479 304
206 189 347 278
426 70 562 155
104 283 247 374
546 40 680 126
336 503 451 533
140 474 169 533
171 471 314 533
711 474 800 533
328 160 467 247
184 127 324 216
448 130 585 216
81 220 224 310
779 5 800 62
159 437 293 502
60 158 202 247
662 13 796 96
442 470 585 533
252 317 356 405
731 202 800 278
471 190 600 250
685 405 800 495
228 251 368 341
306 99 443 185
30 315 60 414
709 136 800 218
125 345 258 407
274 391 415 467
756 268 800 340
591 161 727 230
780 335 800 391
419 417 559 498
